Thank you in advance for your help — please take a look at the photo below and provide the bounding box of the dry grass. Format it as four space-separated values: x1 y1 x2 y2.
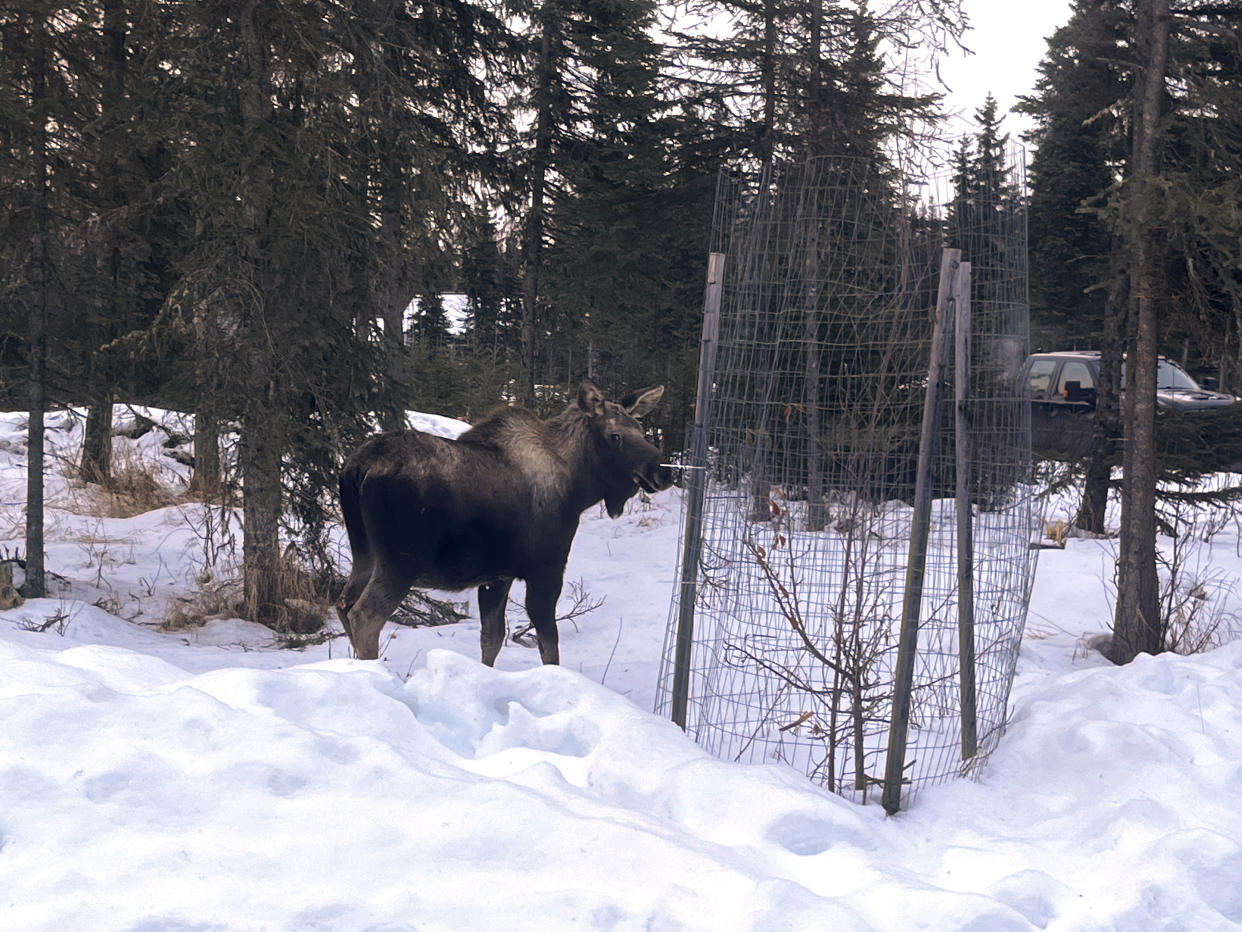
60 447 181 519
246 552 333 635
99 463 179 517
182 474 237 508
0 562 22 609
1044 519 1071 548
163 550 332 637
161 577 243 631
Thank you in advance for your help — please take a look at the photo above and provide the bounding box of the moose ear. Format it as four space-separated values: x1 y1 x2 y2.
623 385 665 419
577 380 607 417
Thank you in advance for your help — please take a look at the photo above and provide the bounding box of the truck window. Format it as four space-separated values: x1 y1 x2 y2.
1120 359 1200 391
1059 361 1095 396
1026 359 1058 398
1157 359 1199 390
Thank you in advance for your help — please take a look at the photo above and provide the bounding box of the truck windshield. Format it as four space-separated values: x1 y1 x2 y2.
1157 360 1200 390
1120 359 1202 391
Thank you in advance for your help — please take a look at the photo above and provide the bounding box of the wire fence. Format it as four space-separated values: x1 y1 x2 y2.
656 154 1040 808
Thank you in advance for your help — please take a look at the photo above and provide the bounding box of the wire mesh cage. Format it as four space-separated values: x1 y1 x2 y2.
656 154 1039 809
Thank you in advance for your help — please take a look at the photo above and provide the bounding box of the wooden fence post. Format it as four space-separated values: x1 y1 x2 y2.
954 261 978 760
671 251 725 730
882 247 960 815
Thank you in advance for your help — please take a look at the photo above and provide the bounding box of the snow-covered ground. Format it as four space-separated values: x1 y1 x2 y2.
2 407 1240 930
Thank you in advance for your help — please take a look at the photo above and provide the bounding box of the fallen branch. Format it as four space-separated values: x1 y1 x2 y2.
510 579 605 646
389 590 470 628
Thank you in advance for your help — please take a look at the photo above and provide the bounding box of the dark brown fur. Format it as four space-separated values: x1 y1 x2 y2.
336 381 672 664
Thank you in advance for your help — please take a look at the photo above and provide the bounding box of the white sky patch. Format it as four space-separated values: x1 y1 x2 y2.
939 0 1073 139
391 292 470 338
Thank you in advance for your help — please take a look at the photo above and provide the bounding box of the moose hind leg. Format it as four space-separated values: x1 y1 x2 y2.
346 566 413 660
477 579 514 667
334 553 375 640
525 576 563 665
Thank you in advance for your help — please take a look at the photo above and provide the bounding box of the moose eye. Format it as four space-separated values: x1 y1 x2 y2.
609 432 622 448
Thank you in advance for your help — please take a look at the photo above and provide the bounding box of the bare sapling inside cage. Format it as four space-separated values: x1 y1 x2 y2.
657 153 1038 810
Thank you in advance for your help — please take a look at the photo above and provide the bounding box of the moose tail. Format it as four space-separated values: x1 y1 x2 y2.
338 461 370 563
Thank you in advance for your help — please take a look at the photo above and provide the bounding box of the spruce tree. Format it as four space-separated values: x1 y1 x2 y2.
1110 0 1170 663
1017 0 1127 351
144 0 516 627
0 2 94 596
1158 1 1242 374
1021 0 1242 627
1112 0 1241 661
155 2 391 626
948 96 1023 309
541 0 683 388
76 0 170 484
1016 0 1131 535
461 210 521 366
670 0 960 167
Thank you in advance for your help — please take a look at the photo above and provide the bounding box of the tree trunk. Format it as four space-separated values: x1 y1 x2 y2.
190 409 220 495
80 0 127 488
521 7 554 408
81 396 114 484
1110 0 1169 664
378 278 406 433
745 6 780 519
240 405 283 623
808 0 823 151
26 347 46 600
1075 262 1127 533
236 0 283 625
802 1 825 531
803 219 825 531
378 66 408 432
759 0 777 172
24 11 51 599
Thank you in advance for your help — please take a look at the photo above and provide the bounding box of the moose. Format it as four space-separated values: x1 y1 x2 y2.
335 380 673 665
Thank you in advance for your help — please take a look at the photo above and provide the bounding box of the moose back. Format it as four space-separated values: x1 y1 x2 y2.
335 380 673 664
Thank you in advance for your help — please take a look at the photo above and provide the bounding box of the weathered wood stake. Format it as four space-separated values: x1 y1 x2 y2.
954 260 978 760
671 252 725 730
882 247 959 815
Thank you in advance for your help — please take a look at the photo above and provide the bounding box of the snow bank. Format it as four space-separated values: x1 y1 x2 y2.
2 630 1241 929
3 404 1242 929
0 641 864 928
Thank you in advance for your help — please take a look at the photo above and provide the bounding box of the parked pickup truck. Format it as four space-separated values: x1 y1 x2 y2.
1019 350 1238 459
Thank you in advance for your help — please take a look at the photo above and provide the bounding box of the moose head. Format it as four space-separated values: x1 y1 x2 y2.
576 380 674 518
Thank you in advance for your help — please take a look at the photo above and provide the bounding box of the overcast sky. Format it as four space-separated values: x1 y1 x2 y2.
937 0 1073 140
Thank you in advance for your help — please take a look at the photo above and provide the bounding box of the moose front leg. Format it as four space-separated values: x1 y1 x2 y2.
524 575 564 665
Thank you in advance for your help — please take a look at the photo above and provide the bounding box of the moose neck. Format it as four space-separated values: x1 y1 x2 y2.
544 406 614 516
